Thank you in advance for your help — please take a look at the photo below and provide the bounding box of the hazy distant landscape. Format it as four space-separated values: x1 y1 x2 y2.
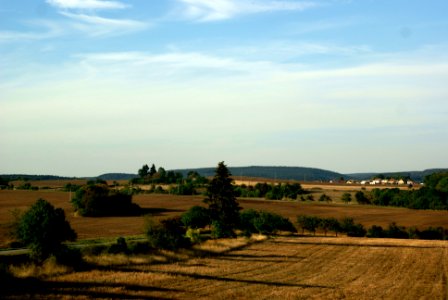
3 166 448 182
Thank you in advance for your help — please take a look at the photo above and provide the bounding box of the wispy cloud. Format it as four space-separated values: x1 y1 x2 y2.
45 0 148 37
61 12 148 36
75 50 276 79
46 0 128 10
0 20 62 43
175 0 318 22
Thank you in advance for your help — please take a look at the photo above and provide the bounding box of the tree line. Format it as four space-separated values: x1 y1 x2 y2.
296 214 448 240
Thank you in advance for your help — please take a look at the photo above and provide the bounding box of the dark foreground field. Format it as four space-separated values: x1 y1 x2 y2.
1 190 448 247
3 236 448 299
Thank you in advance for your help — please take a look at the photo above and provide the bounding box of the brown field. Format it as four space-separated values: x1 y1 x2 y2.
4 236 448 299
1 190 448 248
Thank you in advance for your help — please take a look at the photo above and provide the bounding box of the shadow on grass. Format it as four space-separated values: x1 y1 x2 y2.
1 275 180 299
140 207 184 216
217 253 307 263
269 236 445 249
82 207 184 218
119 267 333 289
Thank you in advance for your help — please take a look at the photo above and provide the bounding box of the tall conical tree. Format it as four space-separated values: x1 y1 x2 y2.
204 161 241 237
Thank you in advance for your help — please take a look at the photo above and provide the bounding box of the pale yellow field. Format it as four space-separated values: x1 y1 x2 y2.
5 236 448 299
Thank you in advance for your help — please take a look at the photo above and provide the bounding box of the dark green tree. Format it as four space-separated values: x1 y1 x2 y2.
138 164 149 178
149 164 157 177
319 218 333 236
297 215 320 235
355 191 370 204
181 206 210 229
319 194 332 203
341 192 352 204
326 217 341 236
16 199 76 262
204 161 241 237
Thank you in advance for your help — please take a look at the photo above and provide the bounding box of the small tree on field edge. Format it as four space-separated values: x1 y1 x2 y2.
16 198 77 262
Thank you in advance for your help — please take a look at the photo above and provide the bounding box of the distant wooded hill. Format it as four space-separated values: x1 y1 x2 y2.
174 166 345 182
2 167 447 182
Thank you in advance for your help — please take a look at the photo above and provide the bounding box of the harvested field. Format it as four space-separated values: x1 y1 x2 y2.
3 236 448 299
1 190 448 247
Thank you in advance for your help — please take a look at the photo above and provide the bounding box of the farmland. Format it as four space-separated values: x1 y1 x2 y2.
4 236 448 299
2 184 448 299
1 187 448 248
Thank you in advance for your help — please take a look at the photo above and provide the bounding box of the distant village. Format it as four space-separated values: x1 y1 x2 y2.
344 178 417 186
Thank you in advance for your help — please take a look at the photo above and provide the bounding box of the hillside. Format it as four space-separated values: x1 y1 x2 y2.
175 166 345 182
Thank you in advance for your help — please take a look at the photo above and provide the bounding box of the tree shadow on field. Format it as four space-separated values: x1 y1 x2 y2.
1 274 181 299
139 207 184 216
217 253 307 263
85 207 184 218
118 267 333 290
269 238 443 249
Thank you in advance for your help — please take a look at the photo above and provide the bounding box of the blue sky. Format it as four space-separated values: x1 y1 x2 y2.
1 0 447 176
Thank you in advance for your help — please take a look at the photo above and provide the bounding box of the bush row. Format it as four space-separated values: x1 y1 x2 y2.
296 214 448 240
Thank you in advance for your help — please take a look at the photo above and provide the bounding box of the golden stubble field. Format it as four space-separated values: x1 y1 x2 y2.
1 189 448 248
5 236 448 299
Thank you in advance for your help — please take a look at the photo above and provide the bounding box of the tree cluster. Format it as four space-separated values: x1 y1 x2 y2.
367 223 448 240
71 183 141 216
234 182 305 200
296 215 365 237
133 164 184 184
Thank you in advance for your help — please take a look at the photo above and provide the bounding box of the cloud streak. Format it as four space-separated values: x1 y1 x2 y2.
176 0 318 22
46 0 128 10
0 20 63 43
60 12 148 36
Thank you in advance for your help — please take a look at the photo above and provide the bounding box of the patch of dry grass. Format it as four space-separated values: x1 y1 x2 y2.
9 256 73 278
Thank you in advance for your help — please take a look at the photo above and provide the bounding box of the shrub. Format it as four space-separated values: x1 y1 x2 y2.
367 225 386 238
53 246 83 267
127 241 152 254
340 217 366 237
145 216 190 250
108 237 129 254
181 206 210 229
211 220 236 238
16 199 77 262
319 194 332 203
239 209 296 236
238 209 259 236
386 222 408 239
186 228 202 244
417 227 444 240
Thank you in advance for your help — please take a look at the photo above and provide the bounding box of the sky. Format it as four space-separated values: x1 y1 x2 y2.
1 0 447 177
